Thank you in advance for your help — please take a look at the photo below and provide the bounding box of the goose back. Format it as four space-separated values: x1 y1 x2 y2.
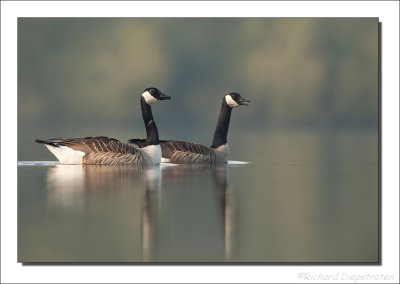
129 138 219 163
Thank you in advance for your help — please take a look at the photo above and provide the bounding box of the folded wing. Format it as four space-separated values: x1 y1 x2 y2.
160 140 216 163
36 136 147 165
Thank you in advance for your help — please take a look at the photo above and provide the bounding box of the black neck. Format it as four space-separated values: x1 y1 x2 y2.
211 98 232 148
141 97 159 145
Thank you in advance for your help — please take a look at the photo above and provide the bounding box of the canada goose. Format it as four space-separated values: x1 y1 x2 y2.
129 92 249 164
35 87 171 166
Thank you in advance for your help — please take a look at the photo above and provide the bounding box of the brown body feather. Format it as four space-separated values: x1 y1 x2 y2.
161 140 221 164
36 136 150 165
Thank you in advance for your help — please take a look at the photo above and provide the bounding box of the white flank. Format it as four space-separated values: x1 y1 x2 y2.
140 144 162 164
225 94 239 107
45 145 85 164
161 157 171 163
142 90 158 104
228 160 251 165
160 162 178 167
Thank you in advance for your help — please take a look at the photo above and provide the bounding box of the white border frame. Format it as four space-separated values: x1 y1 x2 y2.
1 1 399 283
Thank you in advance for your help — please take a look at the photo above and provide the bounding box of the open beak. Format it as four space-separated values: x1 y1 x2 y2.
239 98 250 106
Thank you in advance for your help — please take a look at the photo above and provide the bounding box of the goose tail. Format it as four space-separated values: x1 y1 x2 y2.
35 138 85 164
35 139 60 147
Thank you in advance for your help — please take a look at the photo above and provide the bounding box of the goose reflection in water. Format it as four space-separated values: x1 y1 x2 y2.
44 163 238 262
142 164 237 262
46 164 146 210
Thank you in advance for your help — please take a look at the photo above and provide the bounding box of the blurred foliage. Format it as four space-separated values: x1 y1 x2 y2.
18 18 378 160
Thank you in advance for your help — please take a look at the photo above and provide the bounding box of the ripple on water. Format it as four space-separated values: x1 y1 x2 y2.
17 160 250 167
18 161 60 167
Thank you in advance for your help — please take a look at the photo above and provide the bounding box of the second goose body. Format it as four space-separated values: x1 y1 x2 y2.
129 92 249 164
35 87 170 166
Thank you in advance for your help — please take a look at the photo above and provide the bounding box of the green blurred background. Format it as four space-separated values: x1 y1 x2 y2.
18 18 378 161
18 18 379 262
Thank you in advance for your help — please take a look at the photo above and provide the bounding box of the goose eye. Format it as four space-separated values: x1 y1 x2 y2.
150 89 155 94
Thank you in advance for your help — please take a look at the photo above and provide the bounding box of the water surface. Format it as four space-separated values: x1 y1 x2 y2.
18 131 378 263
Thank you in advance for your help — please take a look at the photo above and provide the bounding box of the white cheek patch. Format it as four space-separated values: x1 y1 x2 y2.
225 95 239 107
142 91 158 104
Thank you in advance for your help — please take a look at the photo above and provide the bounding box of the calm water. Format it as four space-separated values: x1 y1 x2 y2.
18 131 379 263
